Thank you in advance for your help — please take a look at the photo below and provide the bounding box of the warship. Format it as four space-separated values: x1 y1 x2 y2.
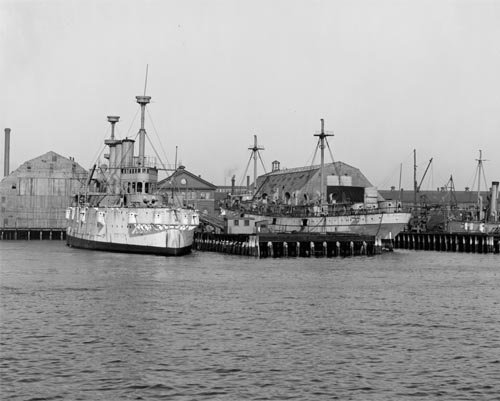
66 92 199 255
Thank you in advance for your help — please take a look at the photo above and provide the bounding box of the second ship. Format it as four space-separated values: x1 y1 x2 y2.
224 119 412 242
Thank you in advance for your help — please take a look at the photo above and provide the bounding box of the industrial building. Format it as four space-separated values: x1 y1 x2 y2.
0 151 88 230
253 160 382 205
157 165 217 216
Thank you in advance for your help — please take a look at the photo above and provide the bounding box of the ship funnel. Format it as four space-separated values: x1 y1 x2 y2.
121 138 135 167
4 128 10 177
136 95 151 166
491 181 499 222
105 116 120 169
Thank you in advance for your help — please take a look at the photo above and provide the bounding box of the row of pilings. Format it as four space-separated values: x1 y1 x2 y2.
193 232 379 258
0 228 66 241
395 232 500 254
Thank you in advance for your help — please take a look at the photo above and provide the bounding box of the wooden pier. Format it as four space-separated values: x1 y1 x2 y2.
0 228 66 241
395 232 500 254
193 232 379 258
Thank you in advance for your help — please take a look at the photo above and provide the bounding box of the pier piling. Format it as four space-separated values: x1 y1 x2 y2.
394 232 499 254
193 232 376 258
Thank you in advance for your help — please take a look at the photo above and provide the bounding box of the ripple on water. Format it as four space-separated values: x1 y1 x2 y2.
1 243 499 400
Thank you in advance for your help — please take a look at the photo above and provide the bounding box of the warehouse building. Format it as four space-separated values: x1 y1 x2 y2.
254 160 382 205
0 151 88 229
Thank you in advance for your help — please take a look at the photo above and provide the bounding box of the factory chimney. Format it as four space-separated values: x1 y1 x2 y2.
4 128 11 177
490 181 499 222
231 175 236 195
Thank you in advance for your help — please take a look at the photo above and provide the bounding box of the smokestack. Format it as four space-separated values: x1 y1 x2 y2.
491 181 499 222
247 175 250 191
231 175 235 194
4 128 11 177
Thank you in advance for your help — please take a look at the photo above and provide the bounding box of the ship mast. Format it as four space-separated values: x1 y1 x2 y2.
314 119 333 204
136 95 150 167
136 66 150 167
474 150 488 220
248 135 265 193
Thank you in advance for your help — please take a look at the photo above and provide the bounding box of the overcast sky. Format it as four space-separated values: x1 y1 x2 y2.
1 0 499 191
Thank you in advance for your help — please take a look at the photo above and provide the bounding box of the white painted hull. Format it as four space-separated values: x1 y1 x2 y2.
247 212 412 240
66 206 199 255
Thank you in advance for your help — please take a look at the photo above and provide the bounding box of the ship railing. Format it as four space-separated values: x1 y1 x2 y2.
268 223 360 234
118 156 160 169
227 203 408 218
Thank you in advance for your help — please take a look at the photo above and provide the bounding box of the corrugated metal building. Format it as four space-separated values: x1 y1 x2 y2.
0 151 88 229
254 161 382 204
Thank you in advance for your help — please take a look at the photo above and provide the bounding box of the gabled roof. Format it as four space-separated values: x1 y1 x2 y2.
1 151 87 181
158 166 217 190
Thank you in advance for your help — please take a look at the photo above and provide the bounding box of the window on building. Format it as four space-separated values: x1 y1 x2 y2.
234 220 239 226
137 182 143 193
244 220 250 226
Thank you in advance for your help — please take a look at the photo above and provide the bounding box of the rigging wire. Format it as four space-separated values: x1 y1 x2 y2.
238 153 254 189
125 108 141 138
145 134 168 171
146 109 172 169
257 151 267 174
325 139 342 177
480 163 489 193
311 139 320 167
376 150 414 189
88 126 112 169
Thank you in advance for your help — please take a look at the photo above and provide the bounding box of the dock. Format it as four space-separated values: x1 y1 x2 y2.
395 232 500 254
0 228 66 241
193 232 379 258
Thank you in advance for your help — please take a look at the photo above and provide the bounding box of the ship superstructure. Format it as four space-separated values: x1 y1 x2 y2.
66 93 199 255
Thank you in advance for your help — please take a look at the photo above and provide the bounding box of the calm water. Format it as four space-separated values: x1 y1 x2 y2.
1 242 499 401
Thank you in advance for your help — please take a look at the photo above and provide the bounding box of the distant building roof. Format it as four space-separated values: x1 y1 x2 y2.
379 189 497 206
1 151 88 183
158 166 217 190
